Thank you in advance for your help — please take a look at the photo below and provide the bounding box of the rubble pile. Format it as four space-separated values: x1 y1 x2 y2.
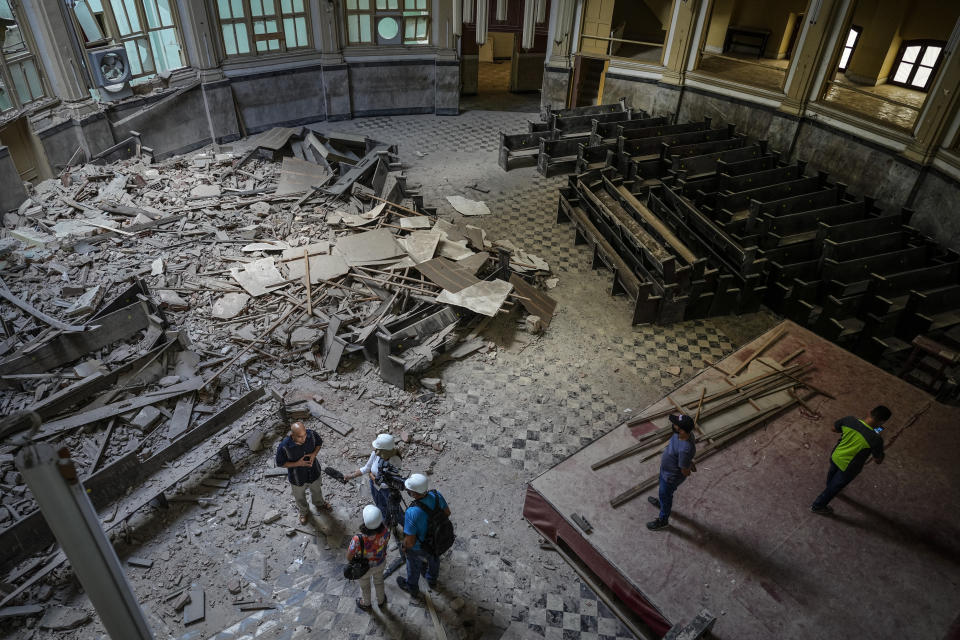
0 125 557 624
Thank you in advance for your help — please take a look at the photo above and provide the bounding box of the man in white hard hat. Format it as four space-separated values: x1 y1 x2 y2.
347 504 391 611
396 473 450 597
275 422 328 524
343 434 402 525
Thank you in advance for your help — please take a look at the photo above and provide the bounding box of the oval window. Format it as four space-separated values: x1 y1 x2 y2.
377 16 399 40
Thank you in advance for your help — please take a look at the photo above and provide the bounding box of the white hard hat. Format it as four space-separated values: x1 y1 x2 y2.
404 473 428 494
372 433 396 451
363 504 383 529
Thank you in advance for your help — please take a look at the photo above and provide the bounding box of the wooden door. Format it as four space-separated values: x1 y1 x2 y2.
0 117 39 182
569 55 608 107
580 0 616 57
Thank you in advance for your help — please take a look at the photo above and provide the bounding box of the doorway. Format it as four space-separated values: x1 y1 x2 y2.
460 1 550 113
0 116 47 183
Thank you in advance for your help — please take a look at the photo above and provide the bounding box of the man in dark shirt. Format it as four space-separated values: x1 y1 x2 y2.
647 414 697 531
275 421 328 524
811 405 889 515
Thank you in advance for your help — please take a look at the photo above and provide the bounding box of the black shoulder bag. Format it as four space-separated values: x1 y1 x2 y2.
343 534 370 580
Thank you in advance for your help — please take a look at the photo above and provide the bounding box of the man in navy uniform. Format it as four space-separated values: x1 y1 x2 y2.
647 414 696 531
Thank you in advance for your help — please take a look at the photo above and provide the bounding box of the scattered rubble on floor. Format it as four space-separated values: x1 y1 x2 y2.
0 124 557 635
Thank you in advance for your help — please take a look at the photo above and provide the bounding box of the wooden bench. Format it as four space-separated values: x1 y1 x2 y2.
538 135 592 177
717 162 805 192
499 130 557 171
557 191 663 325
670 144 765 180
589 115 673 144
553 109 635 135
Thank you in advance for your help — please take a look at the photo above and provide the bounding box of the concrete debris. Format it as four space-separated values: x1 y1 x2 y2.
171 591 191 612
131 406 163 432
127 555 154 568
39 606 90 630
525 315 544 335
0 128 559 635
420 378 442 392
211 292 251 319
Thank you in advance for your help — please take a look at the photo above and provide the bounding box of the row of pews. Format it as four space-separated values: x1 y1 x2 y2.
520 102 960 368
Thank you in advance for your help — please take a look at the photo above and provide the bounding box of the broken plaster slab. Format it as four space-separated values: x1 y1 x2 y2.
211 293 250 319
10 227 55 248
438 240 474 261
436 279 513 316
190 184 221 199
340 202 386 227
332 228 405 266
288 253 349 283
399 230 441 264
230 258 287 297
400 216 432 230
446 195 491 217
52 218 119 239
242 240 291 252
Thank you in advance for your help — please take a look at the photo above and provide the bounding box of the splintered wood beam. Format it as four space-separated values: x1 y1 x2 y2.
303 249 313 316
729 327 786 376
204 304 298 387
610 394 803 508
0 286 91 333
0 301 152 377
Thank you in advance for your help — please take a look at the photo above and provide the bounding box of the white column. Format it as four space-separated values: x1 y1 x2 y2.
522 0 536 50
476 0 489 44
17 443 153 640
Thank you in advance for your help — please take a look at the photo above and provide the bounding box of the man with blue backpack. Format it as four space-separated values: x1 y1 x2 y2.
396 473 455 598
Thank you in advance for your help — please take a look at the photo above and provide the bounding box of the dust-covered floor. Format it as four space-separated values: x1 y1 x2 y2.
4 109 779 640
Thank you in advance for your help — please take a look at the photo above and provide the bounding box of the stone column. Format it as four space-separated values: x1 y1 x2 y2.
779 0 849 116
19 0 112 171
905 27 960 163
316 0 351 120
660 0 704 87
19 0 91 106
435 0 460 115
175 0 224 82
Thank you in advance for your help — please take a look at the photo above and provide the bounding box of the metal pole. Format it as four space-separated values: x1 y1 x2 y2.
16 443 153 640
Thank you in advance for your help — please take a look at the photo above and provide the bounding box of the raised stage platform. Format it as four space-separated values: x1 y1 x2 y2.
524 320 960 639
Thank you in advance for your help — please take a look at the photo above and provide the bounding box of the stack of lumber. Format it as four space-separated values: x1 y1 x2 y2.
595 332 823 508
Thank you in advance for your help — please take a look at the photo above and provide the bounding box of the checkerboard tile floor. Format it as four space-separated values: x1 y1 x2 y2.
183 110 738 640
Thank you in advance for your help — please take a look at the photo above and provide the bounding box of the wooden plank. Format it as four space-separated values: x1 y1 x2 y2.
730 327 786 375
615 182 697 265
611 394 801 508
0 301 151 376
168 394 196 440
183 583 205 625
509 275 558 327
0 286 90 332
306 400 353 436
0 605 44 619
35 377 204 439
414 258 481 293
